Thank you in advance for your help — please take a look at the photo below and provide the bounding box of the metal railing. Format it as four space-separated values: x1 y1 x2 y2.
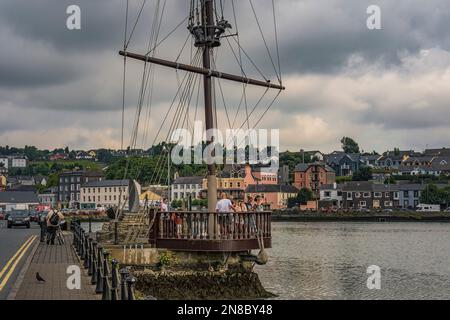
71 220 136 300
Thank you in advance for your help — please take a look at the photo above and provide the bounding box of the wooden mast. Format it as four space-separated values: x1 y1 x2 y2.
202 0 218 217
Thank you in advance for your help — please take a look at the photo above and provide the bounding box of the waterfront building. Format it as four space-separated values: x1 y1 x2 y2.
342 181 400 210
0 155 28 169
58 170 104 208
293 162 336 198
80 179 141 210
319 183 343 208
171 176 203 201
245 184 299 209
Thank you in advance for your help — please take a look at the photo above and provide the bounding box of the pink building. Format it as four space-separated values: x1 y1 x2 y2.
244 165 278 187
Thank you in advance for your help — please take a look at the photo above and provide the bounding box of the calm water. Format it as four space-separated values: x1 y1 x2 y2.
83 221 450 299
256 222 450 300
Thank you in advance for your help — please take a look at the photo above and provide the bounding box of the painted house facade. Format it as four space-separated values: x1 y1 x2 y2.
342 182 400 210
294 162 336 198
245 184 299 209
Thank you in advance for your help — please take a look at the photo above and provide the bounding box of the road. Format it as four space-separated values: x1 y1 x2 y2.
0 220 39 300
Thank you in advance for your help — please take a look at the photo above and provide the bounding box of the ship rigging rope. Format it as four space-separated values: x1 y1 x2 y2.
249 0 281 83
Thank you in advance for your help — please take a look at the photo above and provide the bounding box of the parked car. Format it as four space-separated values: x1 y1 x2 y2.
416 204 441 212
444 207 450 212
7 210 31 228
0 211 5 220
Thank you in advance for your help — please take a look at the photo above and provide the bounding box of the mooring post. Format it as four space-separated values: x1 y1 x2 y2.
90 241 97 282
87 238 93 275
119 268 129 300
126 276 136 300
95 246 104 294
101 251 111 300
110 259 119 300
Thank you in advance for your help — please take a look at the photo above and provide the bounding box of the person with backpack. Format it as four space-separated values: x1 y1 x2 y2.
46 210 64 245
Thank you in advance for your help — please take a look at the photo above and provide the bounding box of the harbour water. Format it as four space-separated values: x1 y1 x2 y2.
83 221 450 299
256 222 450 300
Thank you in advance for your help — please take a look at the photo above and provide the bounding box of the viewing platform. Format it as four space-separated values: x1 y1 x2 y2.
149 211 272 252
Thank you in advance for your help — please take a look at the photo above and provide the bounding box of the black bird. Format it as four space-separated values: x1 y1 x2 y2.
36 272 46 283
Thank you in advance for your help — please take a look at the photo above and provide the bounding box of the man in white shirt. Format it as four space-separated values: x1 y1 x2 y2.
216 192 235 237
216 192 234 212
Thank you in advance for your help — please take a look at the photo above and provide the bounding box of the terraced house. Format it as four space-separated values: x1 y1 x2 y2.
342 181 400 210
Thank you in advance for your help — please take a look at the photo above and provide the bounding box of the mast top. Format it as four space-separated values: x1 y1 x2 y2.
188 0 232 48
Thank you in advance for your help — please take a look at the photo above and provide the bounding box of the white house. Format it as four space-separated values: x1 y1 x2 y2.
171 176 203 201
319 183 343 208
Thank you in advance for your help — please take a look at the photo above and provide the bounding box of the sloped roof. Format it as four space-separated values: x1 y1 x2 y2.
173 176 203 185
0 191 39 204
245 184 299 193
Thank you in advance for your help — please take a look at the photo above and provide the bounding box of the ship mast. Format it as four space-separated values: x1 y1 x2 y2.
119 0 285 218
201 0 218 213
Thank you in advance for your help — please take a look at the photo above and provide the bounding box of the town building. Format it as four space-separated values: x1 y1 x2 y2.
0 155 28 169
278 165 290 185
244 165 278 185
80 179 141 210
342 181 400 210
58 170 104 207
325 152 362 176
377 150 418 169
293 162 336 198
38 187 58 209
0 191 39 212
171 176 203 201
319 183 343 208
245 184 299 210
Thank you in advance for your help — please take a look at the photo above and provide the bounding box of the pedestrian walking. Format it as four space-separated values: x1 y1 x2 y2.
46 210 64 245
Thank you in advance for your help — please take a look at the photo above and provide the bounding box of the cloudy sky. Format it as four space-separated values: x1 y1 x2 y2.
1 0 450 153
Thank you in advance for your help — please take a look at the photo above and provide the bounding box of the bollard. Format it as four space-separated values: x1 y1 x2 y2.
95 246 104 294
72 222 77 246
83 234 89 268
101 251 111 300
110 259 119 300
90 242 98 285
126 276 137 300
87 238 93 275
119 268 130 300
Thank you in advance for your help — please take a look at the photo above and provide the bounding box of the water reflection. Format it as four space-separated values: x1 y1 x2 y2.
256 222 450 300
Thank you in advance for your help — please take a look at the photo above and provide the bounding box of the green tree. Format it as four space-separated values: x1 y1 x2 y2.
341 137 360 154
288 188 313 207
352 166 373 181
420 184 448 205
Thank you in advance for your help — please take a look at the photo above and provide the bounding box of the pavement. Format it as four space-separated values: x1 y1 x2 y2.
0 220 39 300
0 220 99 300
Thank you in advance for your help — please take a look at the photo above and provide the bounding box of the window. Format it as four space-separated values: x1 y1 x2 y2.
385 192 390 198
98 188 101 193
324 191 331 197
347 192 353 200
403 191 409 197
359 201 367 207
393 192 399 199
374 192 382 198
414 191 419 198
384 201 393 207
363 192 371 198
77 184 80 191
355 192 361 198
